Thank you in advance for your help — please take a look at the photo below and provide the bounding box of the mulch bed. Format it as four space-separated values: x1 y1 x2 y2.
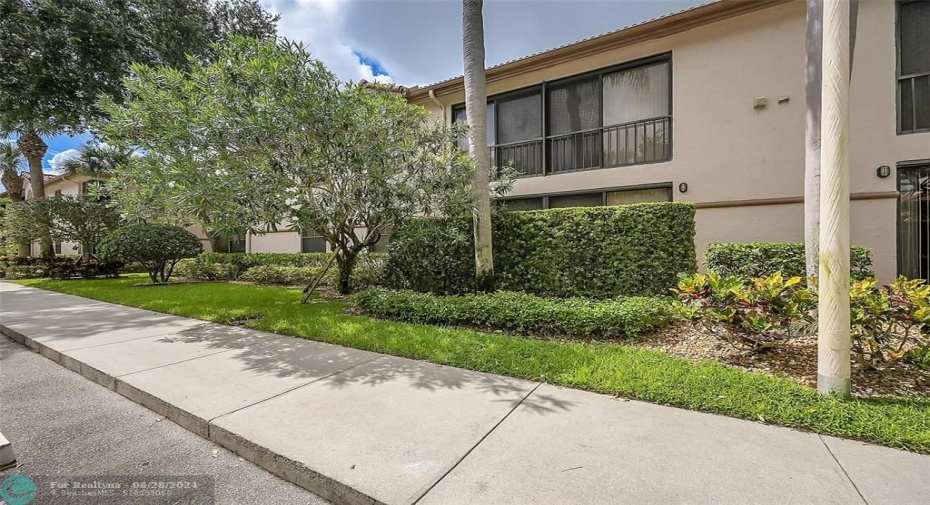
636 323 930 398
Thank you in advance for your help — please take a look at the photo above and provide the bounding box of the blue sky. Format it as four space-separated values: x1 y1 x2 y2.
11 0 704 177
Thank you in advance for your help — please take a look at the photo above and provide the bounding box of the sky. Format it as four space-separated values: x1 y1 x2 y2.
26 0 706 174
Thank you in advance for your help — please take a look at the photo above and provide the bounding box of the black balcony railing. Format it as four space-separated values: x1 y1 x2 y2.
489 139 544 177
487 116 671 178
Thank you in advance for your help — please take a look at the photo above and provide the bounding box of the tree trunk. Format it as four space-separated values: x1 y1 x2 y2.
805 0 859 281
336 251 358 295
818 0 851 397
804 0 823 281
462 0 494 291
17 132 54 258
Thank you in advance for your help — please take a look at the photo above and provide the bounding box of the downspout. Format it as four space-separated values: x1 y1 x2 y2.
428 89 445 123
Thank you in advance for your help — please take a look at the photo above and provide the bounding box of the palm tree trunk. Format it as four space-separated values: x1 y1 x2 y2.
805 0 858 281
817 0 851 397
17 132 54 258
463 0 494 291
804 0 823 281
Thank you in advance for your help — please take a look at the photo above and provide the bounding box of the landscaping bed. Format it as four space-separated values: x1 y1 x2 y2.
638 323 930 398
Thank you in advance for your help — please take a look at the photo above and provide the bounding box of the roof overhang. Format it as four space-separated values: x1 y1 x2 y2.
406 0 790 103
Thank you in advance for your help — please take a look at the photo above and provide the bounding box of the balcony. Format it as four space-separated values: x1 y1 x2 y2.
489 116 671 178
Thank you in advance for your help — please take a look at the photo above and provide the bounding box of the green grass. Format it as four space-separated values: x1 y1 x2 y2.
16 275 930 453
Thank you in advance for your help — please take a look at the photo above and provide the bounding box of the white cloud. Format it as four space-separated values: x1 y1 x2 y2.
263 0 706 88
48 149 80 172
262 0 394 84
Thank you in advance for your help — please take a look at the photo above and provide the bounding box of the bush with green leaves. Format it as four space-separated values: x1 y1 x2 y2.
705 242 872 280
176 252 386 291
175 258 238 281
850 276 930 366
98 223 202 283
354 288 675 338
674 272 817 349
386 202 697 297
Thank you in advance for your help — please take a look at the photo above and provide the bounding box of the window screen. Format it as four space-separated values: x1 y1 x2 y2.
548 193 603 208
497 197 544 211
603 62 670 126
606 187 672 206
900 0 930 76
548 77 601 135
496 92 542 144
452 104 496 149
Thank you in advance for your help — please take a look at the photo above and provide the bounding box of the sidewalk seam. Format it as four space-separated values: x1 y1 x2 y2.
410 381 543 505
818 434 869 505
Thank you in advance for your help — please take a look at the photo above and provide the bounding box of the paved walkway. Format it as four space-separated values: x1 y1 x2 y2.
0 336 328 504
1 282 929 505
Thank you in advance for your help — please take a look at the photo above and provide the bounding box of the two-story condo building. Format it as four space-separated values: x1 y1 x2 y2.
405 0 930 284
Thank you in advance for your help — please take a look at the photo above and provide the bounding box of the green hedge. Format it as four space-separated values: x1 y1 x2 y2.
704 242 873 280
354 288 675 338
385 203 697 297
177 253 386 289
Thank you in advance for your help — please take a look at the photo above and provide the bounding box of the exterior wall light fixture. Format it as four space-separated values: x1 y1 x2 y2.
876 165 891 178
678 182 688 193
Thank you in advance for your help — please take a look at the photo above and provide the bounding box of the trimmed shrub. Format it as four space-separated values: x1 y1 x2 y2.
705 242 873 280
176 252 386 291
385 203 697 298
239 265 319 285
98 223 202 283
354 287 675 338
175 258 238 281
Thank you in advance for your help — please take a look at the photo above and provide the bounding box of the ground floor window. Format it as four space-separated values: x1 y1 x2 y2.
496 184 672 211
301 233 327 253
369 228 392 253
228 235 246 253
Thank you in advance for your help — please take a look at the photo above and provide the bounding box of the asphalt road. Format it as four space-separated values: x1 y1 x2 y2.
0 336 329 505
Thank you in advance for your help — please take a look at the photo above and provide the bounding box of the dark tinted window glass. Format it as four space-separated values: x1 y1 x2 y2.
301 236 326 253
497 197 544 211
548 193 603 208
901 1 930 76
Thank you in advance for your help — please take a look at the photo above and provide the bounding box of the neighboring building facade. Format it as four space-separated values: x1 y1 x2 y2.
23 173 110 257
405 0 930 284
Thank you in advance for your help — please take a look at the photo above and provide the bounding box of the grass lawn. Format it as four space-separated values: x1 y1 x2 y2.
16 275 930 453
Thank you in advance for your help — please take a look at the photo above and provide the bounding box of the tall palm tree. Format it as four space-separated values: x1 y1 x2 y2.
13 129 56 257
463 0 494 291
0 141 30 257
59 142 132 177
0 141 26 202
804 0 859 280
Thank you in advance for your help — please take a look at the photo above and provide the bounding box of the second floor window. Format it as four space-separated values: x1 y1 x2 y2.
453 55 671 178
898 0 930 133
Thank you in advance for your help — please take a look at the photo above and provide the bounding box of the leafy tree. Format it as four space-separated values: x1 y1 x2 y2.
98 223 202 283
3 195 120 257
99 37 510 294
0 0 278 257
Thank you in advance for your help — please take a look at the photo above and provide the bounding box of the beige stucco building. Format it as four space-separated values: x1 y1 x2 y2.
405 0 929 284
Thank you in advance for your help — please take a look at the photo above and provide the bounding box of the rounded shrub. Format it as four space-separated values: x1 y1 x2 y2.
99 223 203 283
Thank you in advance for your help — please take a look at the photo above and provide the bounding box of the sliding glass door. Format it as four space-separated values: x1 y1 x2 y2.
899 164 930 282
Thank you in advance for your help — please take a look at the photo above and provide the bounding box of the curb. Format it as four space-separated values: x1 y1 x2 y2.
0 324 384 505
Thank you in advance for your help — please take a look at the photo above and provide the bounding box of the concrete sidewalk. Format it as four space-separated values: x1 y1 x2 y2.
2 282 929 504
